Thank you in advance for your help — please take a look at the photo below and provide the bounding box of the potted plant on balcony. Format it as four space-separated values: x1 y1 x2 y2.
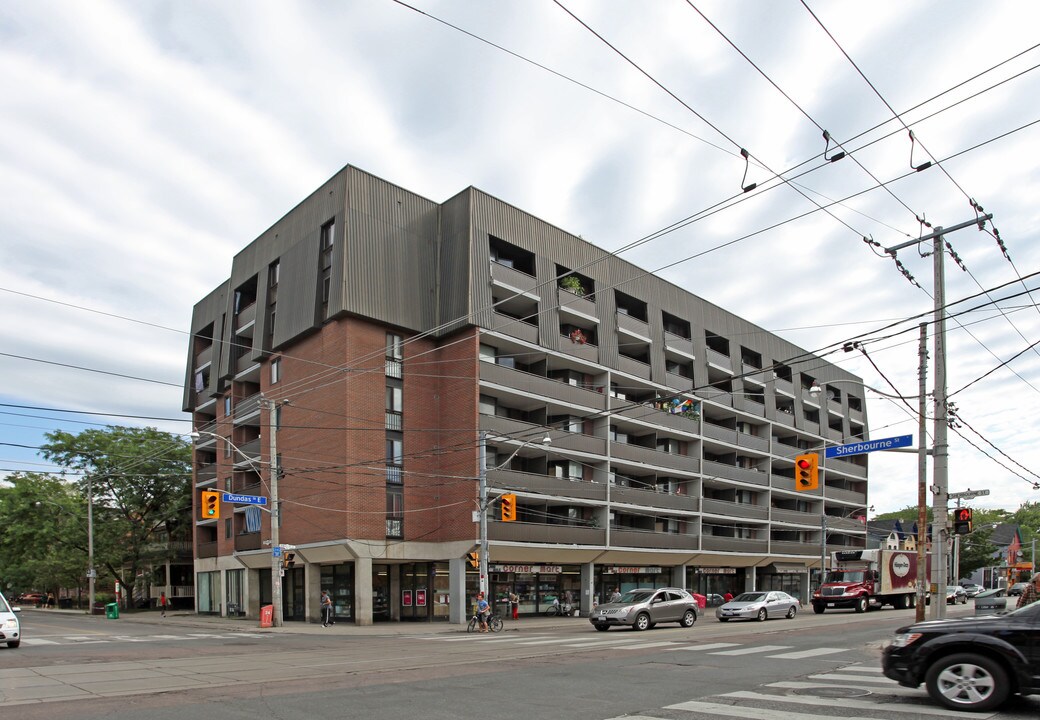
559 275 586 296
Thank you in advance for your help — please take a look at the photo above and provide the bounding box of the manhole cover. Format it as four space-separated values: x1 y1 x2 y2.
792 686 872 699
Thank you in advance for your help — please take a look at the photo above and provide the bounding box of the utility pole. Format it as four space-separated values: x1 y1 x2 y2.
260 395 283 627
886 213 992 621
478 432 488 595
915 323 928 622
820 514 827 582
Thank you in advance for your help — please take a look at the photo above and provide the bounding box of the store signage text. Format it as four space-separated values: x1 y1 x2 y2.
492 565 562 574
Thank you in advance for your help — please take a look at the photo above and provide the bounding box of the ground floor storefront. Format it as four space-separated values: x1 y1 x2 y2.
196 550 813 624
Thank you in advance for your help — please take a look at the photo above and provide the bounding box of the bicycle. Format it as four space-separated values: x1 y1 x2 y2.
467 611 504 633
544 601 574 617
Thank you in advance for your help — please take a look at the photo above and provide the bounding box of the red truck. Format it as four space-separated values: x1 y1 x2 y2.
812 548 925 613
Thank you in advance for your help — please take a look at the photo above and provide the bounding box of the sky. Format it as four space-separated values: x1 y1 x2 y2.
2 0 1039 519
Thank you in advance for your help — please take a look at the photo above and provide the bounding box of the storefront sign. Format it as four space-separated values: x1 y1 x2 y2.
402 590 412 607
416 590 426 607
603 566 662 574
492 564 562 574
693 567 736 574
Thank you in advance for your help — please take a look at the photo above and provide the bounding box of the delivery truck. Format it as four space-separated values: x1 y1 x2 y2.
812 547 925 613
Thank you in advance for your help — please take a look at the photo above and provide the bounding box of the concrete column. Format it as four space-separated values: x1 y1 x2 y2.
449 557 467 624
306 560 321 623
354 557 373 626
671 565 686 591
389 565 401 621
799 571 809 606
246 568 261 618
580 562 595 615
746 566 757 592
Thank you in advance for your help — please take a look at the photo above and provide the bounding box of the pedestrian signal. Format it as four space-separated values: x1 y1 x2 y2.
201 490 221 519
794 453 819 491
282 552 296 569
467 551 480 568
500 493 517 522
953 507 973 535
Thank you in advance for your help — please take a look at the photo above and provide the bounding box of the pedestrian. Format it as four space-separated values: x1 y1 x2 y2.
723 591 734 603
1016 572 1040 609
609 587 622 603
476 591 490 632
46 592 55 609
320 590 334 627
509 590 519 620
159 591 167 618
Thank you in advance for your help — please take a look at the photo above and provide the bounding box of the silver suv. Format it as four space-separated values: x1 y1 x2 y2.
590 587 699 631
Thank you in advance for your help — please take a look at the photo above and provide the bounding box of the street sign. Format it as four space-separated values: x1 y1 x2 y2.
949 489 990 500
222 493 268 506
824 434 912 459
272 546 282 558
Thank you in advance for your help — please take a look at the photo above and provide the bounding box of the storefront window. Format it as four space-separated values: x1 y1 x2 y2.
321 563 355 622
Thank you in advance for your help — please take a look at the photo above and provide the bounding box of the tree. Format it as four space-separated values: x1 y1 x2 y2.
40 426 192 605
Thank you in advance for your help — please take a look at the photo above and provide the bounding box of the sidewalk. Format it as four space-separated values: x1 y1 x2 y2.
25 607 583 636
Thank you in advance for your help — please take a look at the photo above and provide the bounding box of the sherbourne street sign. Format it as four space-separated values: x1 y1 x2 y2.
824 434 912 459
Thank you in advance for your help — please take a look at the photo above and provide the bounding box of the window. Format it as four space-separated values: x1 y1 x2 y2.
609 425 629 444
479 394 497 415
657 438 679 454
386 381 403 413
270 358 281 384
224 397 232 416
479 344 496 363
550 461 583 481
386 435 403 465
269 260 280 288
320 220 335 270
386 333 403 361
223 437 232 459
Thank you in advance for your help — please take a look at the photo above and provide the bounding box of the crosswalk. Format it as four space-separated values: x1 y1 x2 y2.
22 632 270 646
405 633 853 659
605 664 1001 720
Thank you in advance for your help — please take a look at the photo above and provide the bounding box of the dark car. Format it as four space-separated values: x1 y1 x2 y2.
1008 582 1029 597
882 600 1040 711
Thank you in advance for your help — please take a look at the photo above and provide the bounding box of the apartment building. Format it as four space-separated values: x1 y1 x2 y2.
184 165 869 624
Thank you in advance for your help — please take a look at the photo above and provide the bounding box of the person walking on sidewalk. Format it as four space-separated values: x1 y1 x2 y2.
321 590 334 627
1017 572 1040 609
509 591 519 620
159 591 168 618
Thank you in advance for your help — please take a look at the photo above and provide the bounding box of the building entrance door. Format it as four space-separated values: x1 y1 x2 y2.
400 563 430 621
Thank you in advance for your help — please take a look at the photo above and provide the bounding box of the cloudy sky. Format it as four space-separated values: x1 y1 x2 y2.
2 0 1039 518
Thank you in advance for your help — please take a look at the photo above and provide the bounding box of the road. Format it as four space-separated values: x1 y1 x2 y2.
2 605 1037 720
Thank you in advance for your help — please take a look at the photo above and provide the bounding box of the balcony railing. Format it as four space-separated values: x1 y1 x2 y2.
702 460 769 486
489 521 605 545
617 312 651 340
663 331 695 357
609 484 699 512
770 508 820 525
769 540 818 556
701 536 768 553
234 533 263 552
705 348 732 371
197 541 218 559
488 468 607 502
492 311 538 343
609 528 695 550
701 498 769 520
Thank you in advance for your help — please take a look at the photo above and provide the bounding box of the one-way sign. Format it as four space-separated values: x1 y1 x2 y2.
222 493 268 506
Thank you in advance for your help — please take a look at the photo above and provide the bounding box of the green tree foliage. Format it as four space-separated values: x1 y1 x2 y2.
38 426 192 603
0 473 87 597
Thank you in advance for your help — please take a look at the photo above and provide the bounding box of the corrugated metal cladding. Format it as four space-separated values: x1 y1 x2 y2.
437 189 473 334
272 237 320 349
183 283 229 412
342 169 440 332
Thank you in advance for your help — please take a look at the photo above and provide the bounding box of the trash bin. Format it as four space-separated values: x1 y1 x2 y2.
974 590 1006 615
105 602 120 619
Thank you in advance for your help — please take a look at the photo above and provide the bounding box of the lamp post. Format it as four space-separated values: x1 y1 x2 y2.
191 428 280 625
35 492 94 613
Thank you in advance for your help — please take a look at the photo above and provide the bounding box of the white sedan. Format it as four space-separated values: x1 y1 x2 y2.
716 591 799 622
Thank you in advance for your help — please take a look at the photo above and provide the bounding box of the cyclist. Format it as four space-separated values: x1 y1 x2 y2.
476 592 491 633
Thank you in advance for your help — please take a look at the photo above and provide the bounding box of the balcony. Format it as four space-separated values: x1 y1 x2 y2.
770 540 818 556
196 463 217 485
234 302 256 334
736 431 770 453
663 331 695 358
482 415 606 456
557 288 597 321
617 354 651 380
479 362 604 408
490 261 538 294
609 484 699 512
197 541 218 559
558 332 599 363
701 536 768 553
234 394 261 423
826 486 867 503
770 508 820 526
701 498 769 520
665 371 694 390
234 533 263 552
491 311 539 344
705 348 732 372
827 515 867 532
489 521 606 546
773 475 820 495
826 457 867 478
610 528 695 550
702 460 769 486
702 422 737 445
194 345 213 371
774 409 795 426
611 442 697 473
733 396 766 417
699 388 732 407
617 312 651 341
489 468 607 502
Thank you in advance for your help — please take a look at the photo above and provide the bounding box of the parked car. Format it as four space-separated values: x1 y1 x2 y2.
945 585 968 604
959 583 984 597
14 592 44 606
0 591 21 649
882 600 1040 711
1008 582 1029 596
589 587 698 631
716 591 799 622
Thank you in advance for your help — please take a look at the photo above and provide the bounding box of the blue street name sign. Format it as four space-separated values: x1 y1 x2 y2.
272 546 282 558
825 434 913 459
222 493 269 506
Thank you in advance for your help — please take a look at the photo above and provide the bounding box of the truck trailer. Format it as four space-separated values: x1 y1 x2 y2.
812 548 925 613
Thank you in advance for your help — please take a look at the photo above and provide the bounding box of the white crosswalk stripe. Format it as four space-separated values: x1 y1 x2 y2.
767 647 847 659
20 632 268 646
708 644 791 655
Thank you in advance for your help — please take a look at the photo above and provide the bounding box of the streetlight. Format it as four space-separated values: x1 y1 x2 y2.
190 429 281 626
478 432 551 595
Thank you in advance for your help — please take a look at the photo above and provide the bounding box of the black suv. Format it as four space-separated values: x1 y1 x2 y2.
882 600 1040 711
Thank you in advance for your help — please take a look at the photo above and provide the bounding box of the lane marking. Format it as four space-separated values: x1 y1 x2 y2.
767 648 848 659
709 645 791 656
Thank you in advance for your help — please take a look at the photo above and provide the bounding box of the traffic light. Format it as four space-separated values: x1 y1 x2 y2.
201 490 221 519
794 453 819 491
282 552 296 569
500 493 517 522
953 507 973 535
467 551 480 568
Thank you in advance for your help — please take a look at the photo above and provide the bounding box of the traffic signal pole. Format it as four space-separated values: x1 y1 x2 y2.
261 395 283 628
478 432 488 595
